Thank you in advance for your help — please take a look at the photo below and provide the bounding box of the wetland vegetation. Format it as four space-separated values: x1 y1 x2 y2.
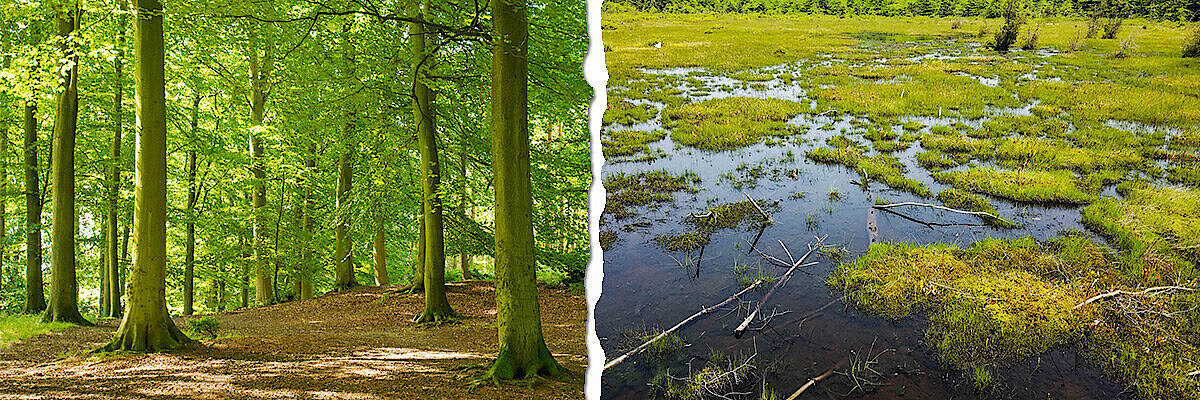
599 0 1200 398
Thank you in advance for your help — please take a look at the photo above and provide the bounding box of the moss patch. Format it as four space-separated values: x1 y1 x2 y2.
603 129 668 159
807 145 931 198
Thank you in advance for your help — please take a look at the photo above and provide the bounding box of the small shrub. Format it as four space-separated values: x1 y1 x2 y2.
1069 28 1086 52
951 19 964 30
1183 25 1200 58
1101 16 1124 39
1086 14 1100 38
1108 35 1137 59
991 0 1026 52
1020 26 1039 50
186 316 220 338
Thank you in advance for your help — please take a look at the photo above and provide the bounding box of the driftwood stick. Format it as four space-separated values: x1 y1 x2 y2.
743 192 772 223
873 202 1006 222
735 235 828 337
786 360 848 400
1188 370 1200 377
604 280 765 370
1074 286 1198 310
794 296 842 327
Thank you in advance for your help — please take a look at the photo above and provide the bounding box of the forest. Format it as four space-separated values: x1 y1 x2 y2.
0 0 590 397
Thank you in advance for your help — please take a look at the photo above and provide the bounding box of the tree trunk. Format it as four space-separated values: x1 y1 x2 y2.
101 0 127 320
412 6 455 323
249 22 274 307
459 131 472 280
22 98 44 314
44 3 90 325
487 0 560 378
300 145 315 300
183 91 200 315
409 216 425 292
101 0 190 351
333 151 358 290
373 212 388 286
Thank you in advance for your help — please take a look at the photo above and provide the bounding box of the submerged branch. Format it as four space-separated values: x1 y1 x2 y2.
603 279 765 370
736 235 828 337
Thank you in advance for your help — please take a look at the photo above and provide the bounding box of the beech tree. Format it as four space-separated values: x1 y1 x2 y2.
487 0 560 378
101 0 190 352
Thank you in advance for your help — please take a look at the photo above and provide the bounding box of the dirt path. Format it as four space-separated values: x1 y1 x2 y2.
0 282 586 399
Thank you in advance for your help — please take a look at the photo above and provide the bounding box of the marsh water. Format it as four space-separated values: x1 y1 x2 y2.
598 42 1151 399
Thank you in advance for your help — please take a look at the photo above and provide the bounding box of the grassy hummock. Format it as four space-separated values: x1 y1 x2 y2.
604 170 701 220
603 100 657 126
663 97 806 151
1082 182 1200 284
933 168 1095 204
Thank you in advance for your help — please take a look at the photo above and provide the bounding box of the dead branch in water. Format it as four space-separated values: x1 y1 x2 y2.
786 359 848 400
736 235 828 337
743 192 772 223
1074 286 1198 310
793 296 843 328
604 280 765 370
873 201 1006 222
1188 370 1199 377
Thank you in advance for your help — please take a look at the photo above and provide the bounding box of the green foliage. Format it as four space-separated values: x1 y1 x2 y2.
1184 25 1200 58
663 97 806 151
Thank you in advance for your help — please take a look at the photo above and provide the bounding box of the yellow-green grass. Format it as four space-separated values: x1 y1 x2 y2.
920 134 995 158
991 137 1145 172
916 149 968 171
1 314 73 348
604 170 701 220
603 129 668 158
663 97 806 151
933 168 1096 204
978 114 1070 138
1167 163 1200 187
807 146 932 197
936 188 1018 228
1014 79 1200 129
808 67 1018 119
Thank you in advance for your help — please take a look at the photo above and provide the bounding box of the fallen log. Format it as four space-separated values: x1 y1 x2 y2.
604 279 765 370
1074 286 1198 310
786 359 848 400
736 235 828 337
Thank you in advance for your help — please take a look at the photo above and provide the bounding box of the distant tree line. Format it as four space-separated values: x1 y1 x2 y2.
605 0 1200 21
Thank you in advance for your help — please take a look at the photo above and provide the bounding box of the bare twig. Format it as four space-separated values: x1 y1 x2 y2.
604 280 765 370
743 192 772 223
735 235 828 337
1188 370 1199 377
1074 286 1198 310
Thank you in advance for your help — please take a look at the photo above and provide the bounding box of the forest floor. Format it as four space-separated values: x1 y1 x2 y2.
0 282 587 399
